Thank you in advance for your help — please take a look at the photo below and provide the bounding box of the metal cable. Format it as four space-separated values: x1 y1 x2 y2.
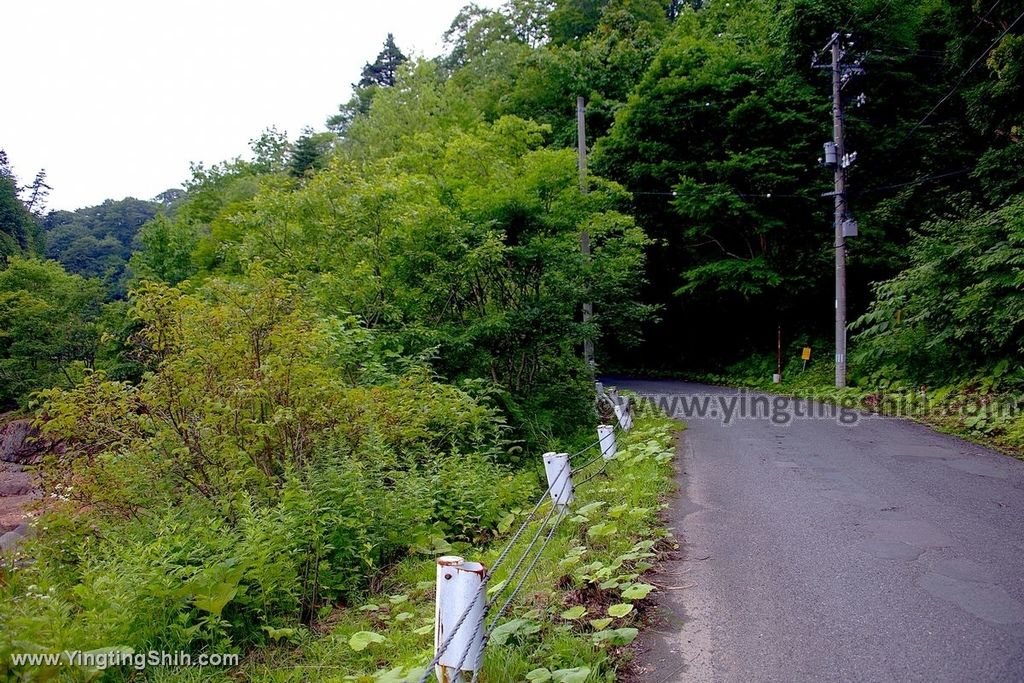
421 405 628 681
574 461 608 488
570 450 604 474
486 507 568 634
416 579 488 683
489 452 572 577
484 466 575 610
567 434 602 459
468 509 573 679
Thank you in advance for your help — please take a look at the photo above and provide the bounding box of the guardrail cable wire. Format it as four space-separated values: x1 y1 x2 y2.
419 395 629 682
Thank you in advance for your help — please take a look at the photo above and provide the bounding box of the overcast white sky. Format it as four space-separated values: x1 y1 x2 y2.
2 0 500 211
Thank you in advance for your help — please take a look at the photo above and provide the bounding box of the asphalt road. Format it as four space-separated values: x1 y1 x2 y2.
614 379 1024 683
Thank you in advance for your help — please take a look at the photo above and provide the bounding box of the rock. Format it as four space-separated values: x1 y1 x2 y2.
0 466 31 493
0 522 30 553
0 416 56 465
0 415 48 553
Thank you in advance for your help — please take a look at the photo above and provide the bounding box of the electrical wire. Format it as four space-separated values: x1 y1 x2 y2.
958 0 1004 46
857 166 974 195
895 7 1024 149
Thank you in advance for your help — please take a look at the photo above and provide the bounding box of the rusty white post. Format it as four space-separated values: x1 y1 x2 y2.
613 397 632 432
542 451 574 509
598 424 617 460
434 556 486 683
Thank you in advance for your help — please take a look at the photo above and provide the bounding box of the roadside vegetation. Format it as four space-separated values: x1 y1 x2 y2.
236 405 677 683
0 395 676 682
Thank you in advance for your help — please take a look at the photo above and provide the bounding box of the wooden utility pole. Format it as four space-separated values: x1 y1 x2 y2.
577 96 595 372
831 37 848 389
816 32 862 387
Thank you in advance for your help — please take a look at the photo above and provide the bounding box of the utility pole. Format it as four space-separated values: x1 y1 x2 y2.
831 38 848 389
816 33 863 388
577 95 595 372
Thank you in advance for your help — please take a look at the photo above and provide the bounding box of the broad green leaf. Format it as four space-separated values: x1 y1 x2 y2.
374 667 421 683
560 605 587 620
192 582 239 617
608 503 630 518
587 522 618 539
349 631 386 651
526 668 552 682
621 583 655 600
589 618 613 630
489 618 539 646
608 603 633 618
577 501 606 517
592 627 639 646
498 512 517 534
552 666 592 683
262 625 296 641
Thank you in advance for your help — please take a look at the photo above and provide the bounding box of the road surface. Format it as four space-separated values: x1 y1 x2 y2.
614 379 1024 683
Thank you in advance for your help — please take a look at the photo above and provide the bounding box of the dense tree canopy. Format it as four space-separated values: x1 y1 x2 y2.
0 257 108 406
43 197 160 295
0 150 44 258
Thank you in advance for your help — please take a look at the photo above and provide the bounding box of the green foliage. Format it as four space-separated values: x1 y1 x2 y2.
587 0 1024 374
0 257 107 408
0 150 44 258
1 270 534 670
359 34 408 88
215 405 678 682
8 0 1023 677
287 128 335 178
853 196 1024 383
175 103 652 444
43 197 160 296
327 34 409 135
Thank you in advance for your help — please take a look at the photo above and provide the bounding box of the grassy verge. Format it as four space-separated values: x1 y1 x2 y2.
153 404 680 683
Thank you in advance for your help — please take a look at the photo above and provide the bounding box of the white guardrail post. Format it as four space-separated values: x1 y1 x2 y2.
598 424 617 460
434 556 486 683
542 451 574 509
613 397 633 431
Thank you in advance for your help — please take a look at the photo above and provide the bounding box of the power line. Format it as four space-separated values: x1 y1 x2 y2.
895 7 1024 148
856 166 974 195
958 0 1003 46
632 189 809 199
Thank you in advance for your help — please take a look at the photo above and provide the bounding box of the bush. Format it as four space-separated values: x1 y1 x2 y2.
0 272 539 675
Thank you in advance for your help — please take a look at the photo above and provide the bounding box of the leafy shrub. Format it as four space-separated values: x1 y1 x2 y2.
0 270 537 672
